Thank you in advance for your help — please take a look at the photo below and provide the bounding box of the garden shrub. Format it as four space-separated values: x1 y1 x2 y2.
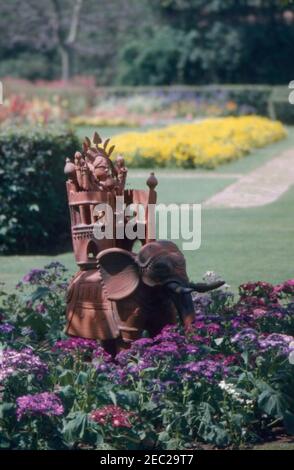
0 127 79 254
0 266 294 449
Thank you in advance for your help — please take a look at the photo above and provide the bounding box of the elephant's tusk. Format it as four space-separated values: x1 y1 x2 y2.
189 280 225 292
165 281 194 294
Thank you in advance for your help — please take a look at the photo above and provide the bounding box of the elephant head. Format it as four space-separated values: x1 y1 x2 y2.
97 240 224 333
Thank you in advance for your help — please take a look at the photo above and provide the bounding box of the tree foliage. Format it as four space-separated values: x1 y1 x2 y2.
0 0 293 84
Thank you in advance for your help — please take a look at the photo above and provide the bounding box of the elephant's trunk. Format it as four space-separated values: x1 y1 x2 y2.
166 278 225 329
165 281 194 328
167 289 195 329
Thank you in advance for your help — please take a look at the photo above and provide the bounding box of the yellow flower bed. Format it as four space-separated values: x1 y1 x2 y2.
111 116 286 168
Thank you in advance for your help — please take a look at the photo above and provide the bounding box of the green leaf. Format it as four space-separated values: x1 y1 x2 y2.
115 390 139 407
95 432 104 446
0 402 15 419
28 287 51 303
108 390 117 406
241 350 249 366
158 431 169 443
62 412 88 442
58 385 75 401
59 369 74 386
24 313 47 337
258 390 287 419
75 371 88 385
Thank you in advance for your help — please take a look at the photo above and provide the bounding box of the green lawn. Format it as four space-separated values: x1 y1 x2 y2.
128 175 237 204
74 125 156 140
0 126 293 293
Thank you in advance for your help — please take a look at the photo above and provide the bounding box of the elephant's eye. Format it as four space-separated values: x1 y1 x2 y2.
153 261 171 273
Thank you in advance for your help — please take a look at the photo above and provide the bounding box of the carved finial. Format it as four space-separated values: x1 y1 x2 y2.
146 172 158 190
64 158 76 179
93 131 102 145
116 154 124 166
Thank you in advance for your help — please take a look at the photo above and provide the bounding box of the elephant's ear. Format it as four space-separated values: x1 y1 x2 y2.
97 248 140 300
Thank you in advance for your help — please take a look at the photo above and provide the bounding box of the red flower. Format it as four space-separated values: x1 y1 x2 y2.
90 405 134 429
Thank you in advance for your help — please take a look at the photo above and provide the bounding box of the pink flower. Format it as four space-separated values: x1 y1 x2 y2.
35 303 46 314
252 308 267 318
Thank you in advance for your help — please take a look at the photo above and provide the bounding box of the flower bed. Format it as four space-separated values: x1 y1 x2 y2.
0 263 294 449
0 95 68 126
111 116 286 168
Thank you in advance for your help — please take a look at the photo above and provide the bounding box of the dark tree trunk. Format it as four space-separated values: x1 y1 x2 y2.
59 45 72 82
52 0 83 82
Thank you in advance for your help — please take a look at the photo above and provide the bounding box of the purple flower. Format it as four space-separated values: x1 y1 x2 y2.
44 262 67 271
95 362 112 373
92 346 112 362
176 359 228 383
184 344 199 354
16 392 64 421
21 326 34 337
130 337 154 353
127 358 153 375
153 324 185 345
143 341 181 360
149 379 178 401
258 333 294 355
206 323 221 335
231 328 258 348
115 348 134 366
193 294 212 309
190 334 210 345
0 323 15 334
110 367 129 385
0 348 48 381
22 269 47 284
52 337 100 354
231 318 244 330
35 303 46 314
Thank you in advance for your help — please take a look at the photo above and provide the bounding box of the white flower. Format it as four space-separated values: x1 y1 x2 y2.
219 380 227 390
203 271 219 282
289 350 294 365
218 380 254 406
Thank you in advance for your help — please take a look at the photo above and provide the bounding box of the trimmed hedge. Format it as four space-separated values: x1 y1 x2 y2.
0 127 79 254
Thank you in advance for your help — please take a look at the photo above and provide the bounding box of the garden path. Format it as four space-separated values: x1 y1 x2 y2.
204 148 294 208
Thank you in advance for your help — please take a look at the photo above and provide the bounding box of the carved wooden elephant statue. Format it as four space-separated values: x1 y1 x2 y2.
66 240 224 356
